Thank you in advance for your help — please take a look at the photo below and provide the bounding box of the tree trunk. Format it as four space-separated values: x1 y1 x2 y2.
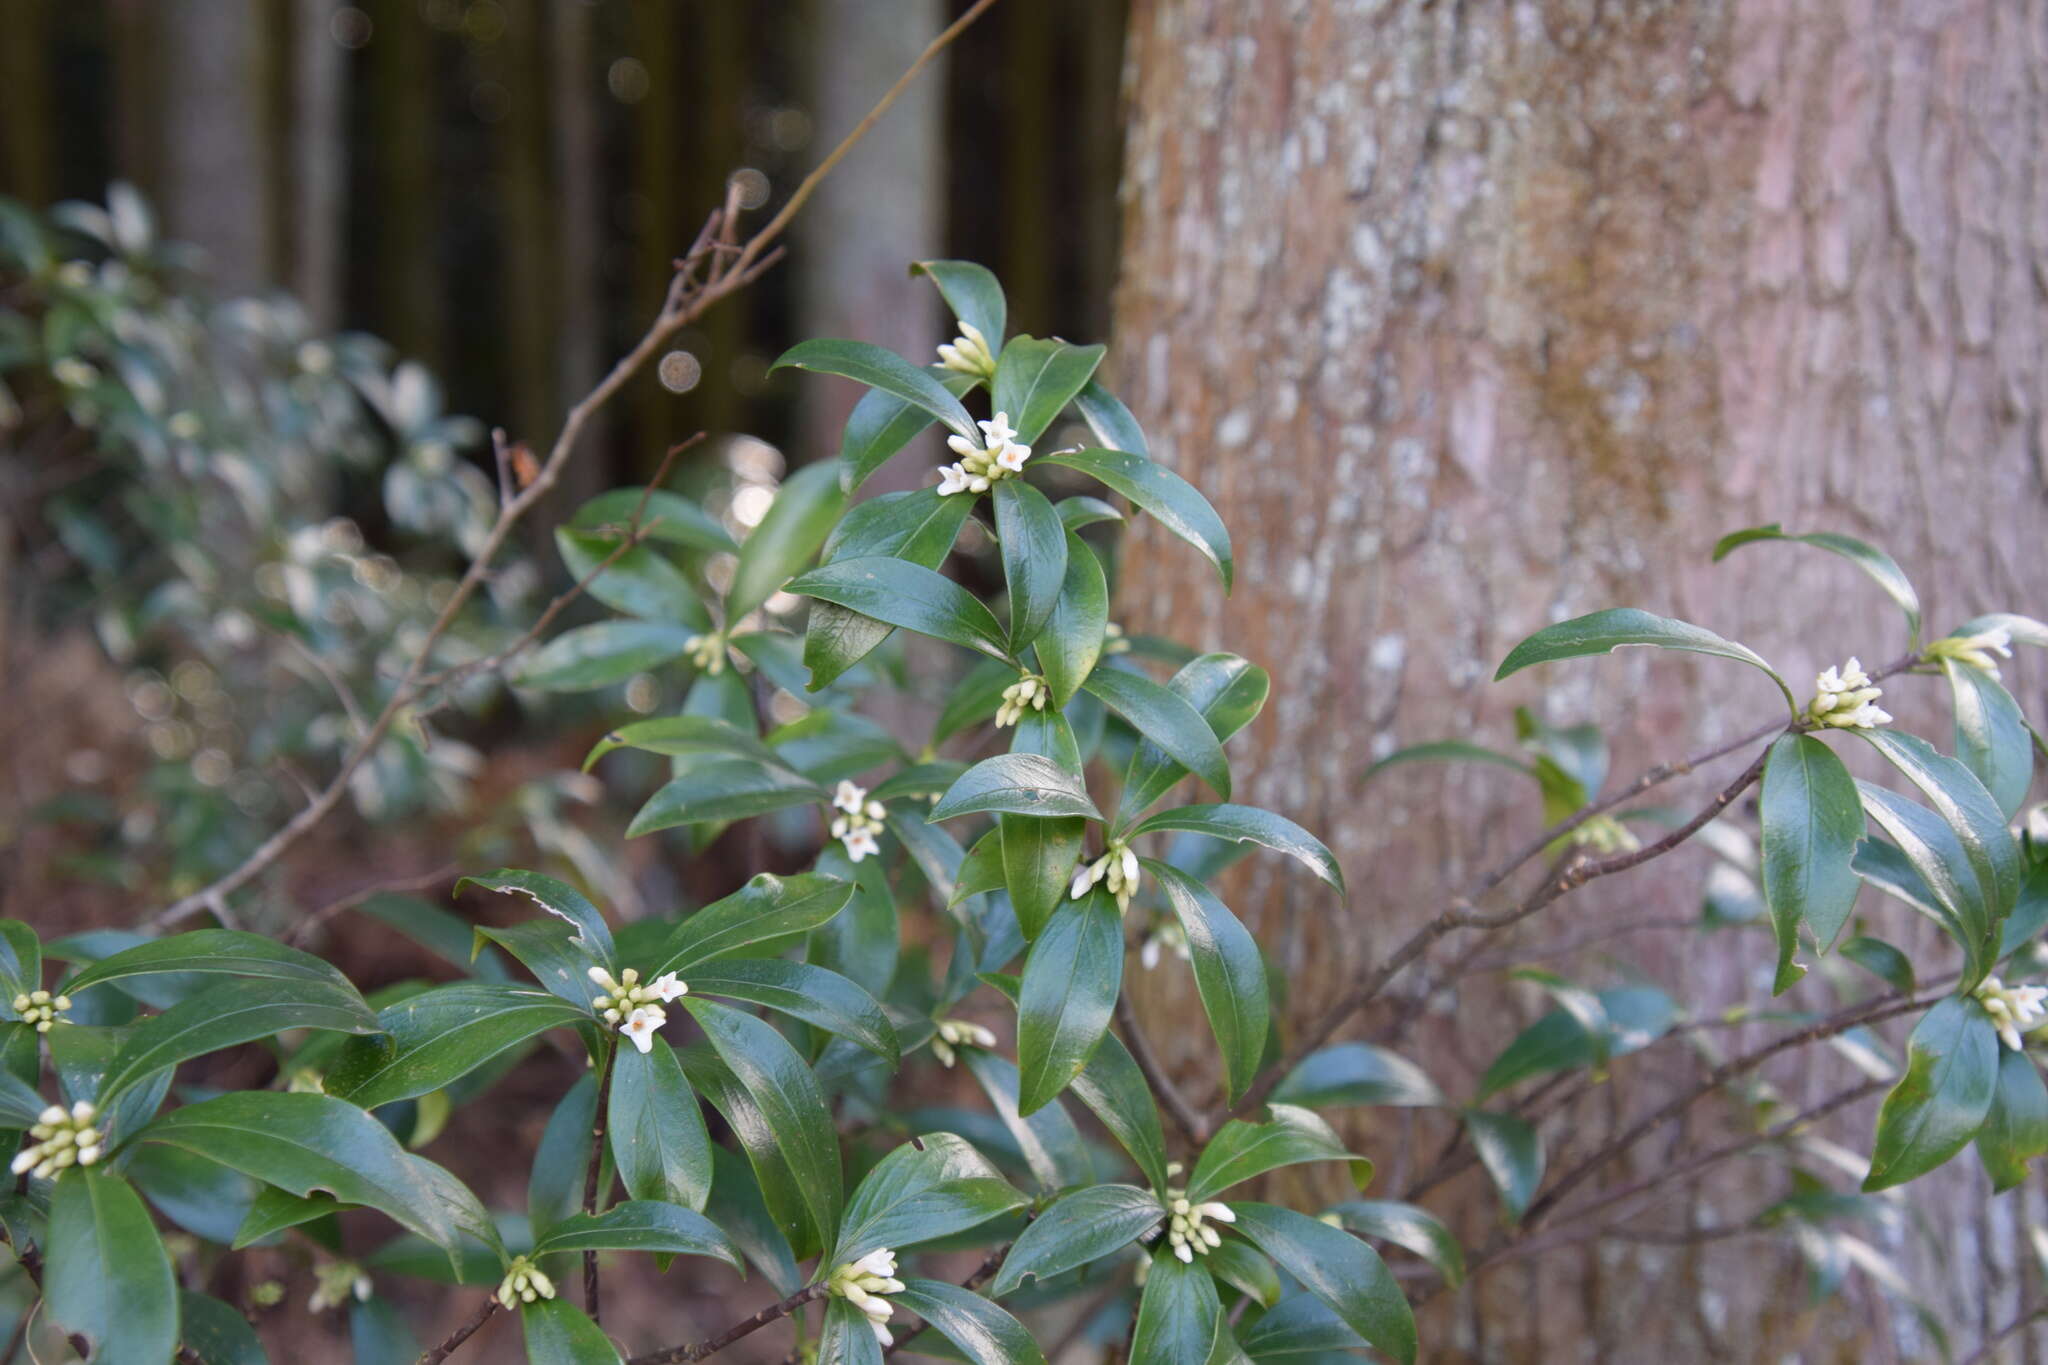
1114 2 2048 1359
290 0 346 329
156 0 275 294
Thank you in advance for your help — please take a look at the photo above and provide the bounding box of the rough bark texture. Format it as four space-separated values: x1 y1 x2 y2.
1114 2 2048 1359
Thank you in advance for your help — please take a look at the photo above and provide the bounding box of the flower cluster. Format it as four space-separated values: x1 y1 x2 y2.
1570 813 1640 854
1927 626 2014 678
1806 658 1891 730
1102 620 1131 655
588 966 687 1054
826 1248 905 1346
936 320 997 381
1975 975 2048 1052
830 781 887 862
1072 840 1141 913
994 671 1049 728
496 1255 557 1310
684 631 727 675
10 1101 102 1179
11 988 70 1033
309 1260 373 1314
1162 1188 1235 1263
1139 919 1190 971
936 413 1030 496
930 1017 997 1068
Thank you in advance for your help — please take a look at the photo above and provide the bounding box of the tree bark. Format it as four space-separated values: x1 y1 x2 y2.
290 0 346 329
1114 2 2048 1359
156 0 275 294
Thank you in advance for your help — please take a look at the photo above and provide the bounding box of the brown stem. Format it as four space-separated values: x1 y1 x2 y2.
1115 993 1208 1144
417 1297 501 1365
1960 1304 2048 1365
628 1283 827 1365
584 1050 615 1324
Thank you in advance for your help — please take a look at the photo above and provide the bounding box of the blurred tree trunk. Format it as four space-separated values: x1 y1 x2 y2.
366 0 442 368
797 0 945 478
0 0 53 206
290 0 345 329
501 0 556 449
1114 2 2048 1360
550 0 602 490
156 0 276 293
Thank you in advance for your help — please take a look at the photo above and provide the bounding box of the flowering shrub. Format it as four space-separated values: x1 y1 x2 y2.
4 239 2045 1360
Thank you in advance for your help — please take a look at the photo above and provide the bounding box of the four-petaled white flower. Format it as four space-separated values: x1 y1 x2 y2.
1976 975 2048 1052
648 971 689 1004
1072 840 1142 913
620 1004 668 1054
994 671 1048 728
833 780 868 814
930 1017 998 1068
935 411 1032 496
828 782 889 862
936 320 997 380
841 827 881 862
936 463 974 495
1806 657 1892 730
1929 626 2015 679
590 965 682 1049
1162 1187 1236 1263
11 1100 102 1179
826 1248 906 1346
497 1255 556 1310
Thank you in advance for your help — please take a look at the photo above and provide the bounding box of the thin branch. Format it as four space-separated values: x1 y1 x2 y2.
417 1297 501 1365
628 1284 827 1365
283 861 464 947
584 1051 616 1324
1961 1304 2048 1365
1116 993 1208 1143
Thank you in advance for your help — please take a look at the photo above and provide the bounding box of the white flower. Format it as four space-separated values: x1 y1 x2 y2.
842 827 881 863
1929 626 2015 678
619 1004 668 1053
1807 657 1891 730
11 989 71 1034
827 1247 906 1345
11 1100 101 1179
1102 621 1131 655
1140 920 1190 971
994 442 1029 474
647 971 689 1004
936 320 997 379
979 413 1020 448
828 788 887 861
309 1260 373 1314
1162 1187 1234 1263
834 780 868 815
1072 840 1142 913
931 1017 998 1068
1976 975 2048 1052
994 671 1048 728
935 462 972 495
936 410 1030 494
496 1255 556 1310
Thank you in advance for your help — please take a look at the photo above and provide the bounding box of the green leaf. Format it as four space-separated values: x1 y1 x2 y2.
1474 987 1675 1100
1055 495 1124 531
1464 1110 1545 1221
555 527 706 627
1272 1042 1444 1109
326 983 584 1111
688 958 898 1061
837 373 975 494
1363 740 1534 781
726 459 847 623
950 828 1010 908
0 922 42 1003
932 752 1101 822
960 1050 1095 1192
1010 706 1084 776
1070 1032 1172 1196
807 489 976 684
529 1074 598 1239
1001 812 1087 940
1493 607 1793 710
2001 862 2048 961
1039 532 1109 708
1188 1105 1361 1203
891 1278 1048 1365
1017 893 1124 1114
706 1144 801 1295
1239 1293 1370 1358
0 1064 48 1128
60 929 352 998
627 757 825 836
178 1290 268 1365
521 1297 623 1365
515 620 698 691
1147 861 1270 1103
531 1199 740 1268
1325 1199 1465 1286
832 1132 1024 1267
569 486 736 554
819 1295 887 1365
991 478 1068 652
1086 667 1231 799
1130 1247 1224 1365
1978 1047 2048 1193
988 1184 1164 1295
772 337 976 437
789 556 1009 660
98 975 378 1108
472 919 606 1012
1227 1203 1416 1365
125 1145 262 1248
47 1168 178 1364
1134 804 1343 895
1858 783 1997 986
1943 659 2034 821
913 259 1006 348
456 869 616 968
1116 653 1267 825
1041 446 1231 590
607 1035 714 1210
1840 936 1916 994
991 337 1105 444
1859 729 2021 921
135 1093 488 1261
1713 525 1921 645
684 997 840 1249
1864 996 2001 1191
582 715 777 772
1074 379 1148 458
1955 612 2048 649
234 1187 337 1248
1206 1240 1282 1309
652 872 854 975
1760 733 1865 994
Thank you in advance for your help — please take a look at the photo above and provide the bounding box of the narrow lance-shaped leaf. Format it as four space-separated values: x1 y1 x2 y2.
771 337 975 437
46 1168 178 1364
456 869 615 969
652 872 856 976
1038 530 1109 707
788 557 1009 661
1016 892 1125 1115
1133 804 1344 895
1759 733 1864 995
522 1298 624 1365
992 478 1067 652
1040 446 1231 590
830 1132 1024 1267
726 459 847 623
1858 729 2020 921
1117 653 1268 827
325 983 585 1111
569 486 737 554
1073 378 1148 458
1226 1203 1417 1365
554 527 707 627
1187 1104 1363 1203
1864 996 2000 1192
1325 1199 1466 1287
1271 1042 1445 1110
60 929 354 997
913 259 1006 347
1084 666 1231 800
1493 607 1794 712
837 373 974 494
1942 658 2034 822
992 336 1105 444
931 752 1101 822
1002 812 1086 941
1857 783 1997 987
530 1200 741 1268
1147 860 1269 1103
582 714 778 772
608 1036 714 1210
97 976 379 1108
626 756 826 838
1977 1046 2048 1194
988 1184 1165 1295
1464 1110 1545 1222
890 1278 1048 1365
1129 1247 1223 1365
1713 525 1921 647
515 620 698 692
687 958 898 1062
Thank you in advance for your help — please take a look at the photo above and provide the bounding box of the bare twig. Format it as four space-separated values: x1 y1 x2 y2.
283 861 464 947
417 1297 501 1365
584 1049 616 1324
628 1284 828 1365
1960 1304 2048 1365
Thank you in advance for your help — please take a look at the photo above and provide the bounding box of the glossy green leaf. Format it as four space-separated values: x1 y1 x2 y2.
326 983 583 1111
726 459 846 623
891 1277 1047 1365
555 527 706 626
1070 1031 1173 1196
832 1132 1023 1267
521 1297 623 1365
1086 666 1231 799
1840 935 1916 994
60 929 351 998
685 997 840 1248
0 1065 48 1128
472 918 606 1012
607 1035 714 1210
1134 804 1343 894
569 486 735 553
1363 740 1534 781
1859 729 2020 920
1041 446 1230 590
818 1295 887 1365
1865 996 2000 1191
1760 732 1865 994
1326 1199 1465 1286
1858 785 1994 986
178 1290 268 1365
1240 1293 1370 1359
1017 893 1124 1114
529 1073 598 1239
949 828 1010 908
913 260 1006 349
235 1188 339 1254
652 872 853 975
1130 1246 1224 1365
789 556 1009 659
807 488 975 685
627 757 825 836
932 752 1100 822
1188 1105 1360 1203
1148 861 1269 1103
1039 531 1109 708
772 337 975 437
455 869 615 968
98 975 378 1107
1056 494 1123 530
1943 659 2034 820
768 708 906 784
1271 1042 1443 1109
582 715 776 772
1475 986 1675 1100
991 478 1067 651
837 373 972 494
1228 1202 1416 1365
2001 862 2048 961
991 336 1105 444
531 1199 740 1268
1073 379 1148 458
705 1144 801 1295
1977 1046 2048 1194
515 620 698 691
988 1184 1164 1295
1117 653 1266 825
688 958 898 1061
0 922 42 1004
960 1050 1095 1192
1001 812 1087 941
1493 607 1793 710
1713 525 1921 645
1464 1110 1545 1222
47 1167 178 1364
